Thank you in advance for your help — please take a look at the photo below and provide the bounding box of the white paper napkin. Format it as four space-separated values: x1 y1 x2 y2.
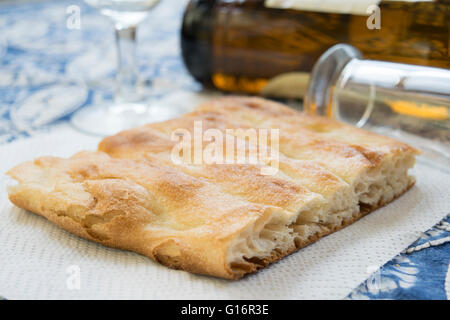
1 122 449 300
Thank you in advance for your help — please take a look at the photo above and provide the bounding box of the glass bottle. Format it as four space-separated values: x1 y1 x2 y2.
181 0 450 99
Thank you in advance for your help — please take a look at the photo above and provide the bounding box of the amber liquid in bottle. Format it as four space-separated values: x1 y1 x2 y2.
181 0 450 98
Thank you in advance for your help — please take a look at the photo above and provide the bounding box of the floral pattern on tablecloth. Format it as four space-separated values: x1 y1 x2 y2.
348 214 450 299
0 0 199 143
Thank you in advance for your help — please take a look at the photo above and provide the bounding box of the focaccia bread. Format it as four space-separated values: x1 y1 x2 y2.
7 97 419 279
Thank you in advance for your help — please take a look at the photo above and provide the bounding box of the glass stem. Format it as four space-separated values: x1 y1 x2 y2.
114 24 141 105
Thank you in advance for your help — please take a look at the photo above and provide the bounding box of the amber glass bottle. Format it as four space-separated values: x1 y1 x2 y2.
181 0 450 98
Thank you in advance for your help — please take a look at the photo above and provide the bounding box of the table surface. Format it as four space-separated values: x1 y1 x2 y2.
0 0 449 300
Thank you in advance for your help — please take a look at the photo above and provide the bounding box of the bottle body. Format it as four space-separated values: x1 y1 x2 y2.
181 0 450 98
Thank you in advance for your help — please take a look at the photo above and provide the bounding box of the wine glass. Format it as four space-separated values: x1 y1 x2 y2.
71 0 181 136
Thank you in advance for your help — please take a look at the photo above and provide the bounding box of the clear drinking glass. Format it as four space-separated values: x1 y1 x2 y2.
71 0 181 136
304 44 450 164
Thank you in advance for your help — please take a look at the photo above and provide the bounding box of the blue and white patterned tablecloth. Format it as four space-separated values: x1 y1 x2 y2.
0 0 449 300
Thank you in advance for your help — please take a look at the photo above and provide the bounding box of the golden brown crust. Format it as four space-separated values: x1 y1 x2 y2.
8 152 279 279
7 96 419 279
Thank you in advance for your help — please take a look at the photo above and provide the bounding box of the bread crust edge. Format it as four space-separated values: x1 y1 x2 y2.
232 180 416 279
